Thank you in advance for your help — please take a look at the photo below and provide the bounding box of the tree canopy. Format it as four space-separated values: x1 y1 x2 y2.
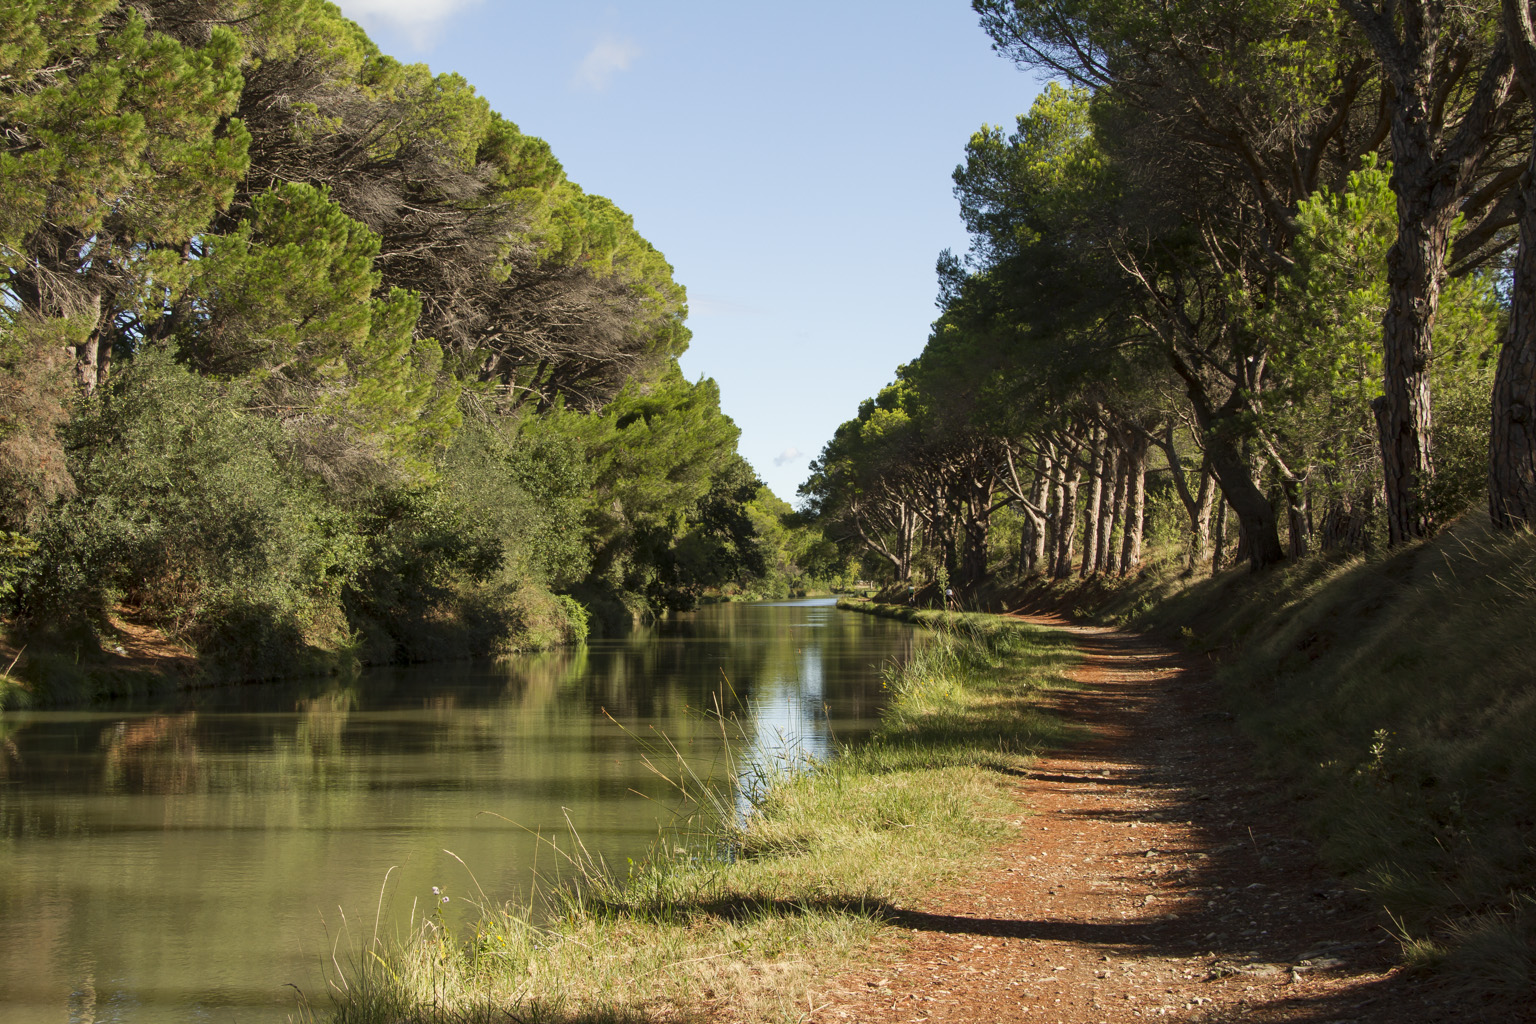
0 0 826 680
806 0 1526 597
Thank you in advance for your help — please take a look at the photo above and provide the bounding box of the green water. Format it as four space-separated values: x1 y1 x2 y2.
0 598 914 1023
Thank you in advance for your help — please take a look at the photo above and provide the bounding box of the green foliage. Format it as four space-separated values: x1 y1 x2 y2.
0 312 82 526
498 410 600 587
0 2 250 252
537 366 762 610
19 349 362 675
0 0 780 699
554 594 590 643
1255 157 1501 526
181 183 461 483
0 530 37 604
812 1 1511 585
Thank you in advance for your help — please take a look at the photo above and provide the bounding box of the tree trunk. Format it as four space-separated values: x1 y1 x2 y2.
1053 438 1082 578
1044 445 1063 569
959 515 990 590
1493 2 1536 530
1281 477 1311 559
1345 0 1515 542
957 471 994 590
1158 425 1217 572
1189 464 1216 571
899 506 917 581
1376 75 1448 543
1096 446 1120 573
1119 436 1148 575
1319 489 1374 551
1170 355 1286 569
1210 442 1283 569
1212 493 1228 572
1374 181 1448 543
72 292 105 396
1105 448 1129 573
1030 449 1051 573
1080 426 1106 577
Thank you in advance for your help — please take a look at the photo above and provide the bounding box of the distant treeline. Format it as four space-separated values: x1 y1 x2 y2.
803 1 1536 588
0 0 841 692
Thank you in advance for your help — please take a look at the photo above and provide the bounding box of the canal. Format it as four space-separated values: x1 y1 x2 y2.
0 598 914 1023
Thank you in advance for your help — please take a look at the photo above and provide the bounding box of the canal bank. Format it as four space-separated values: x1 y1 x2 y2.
325 611 1082 1023
0 600 920 1023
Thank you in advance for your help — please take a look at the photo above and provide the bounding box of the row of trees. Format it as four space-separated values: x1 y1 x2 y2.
0 0 821 684
805 0 1531 591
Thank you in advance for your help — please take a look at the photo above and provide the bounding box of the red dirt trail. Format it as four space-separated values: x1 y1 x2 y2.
806 616 1526 1024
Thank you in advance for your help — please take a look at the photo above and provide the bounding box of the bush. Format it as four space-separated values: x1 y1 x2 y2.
17 350 362 668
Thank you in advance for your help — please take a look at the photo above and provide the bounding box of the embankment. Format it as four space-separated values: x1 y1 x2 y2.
0 582 591 708
1006 515 1536 995
323 617 1081 1023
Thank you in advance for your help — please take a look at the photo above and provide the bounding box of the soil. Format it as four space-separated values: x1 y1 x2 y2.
100 611 197 674
808 615 1528 1024
0 609 195 687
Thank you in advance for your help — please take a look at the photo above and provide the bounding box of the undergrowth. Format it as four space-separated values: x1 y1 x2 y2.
1096 516 1536 998
318 618 1079 1023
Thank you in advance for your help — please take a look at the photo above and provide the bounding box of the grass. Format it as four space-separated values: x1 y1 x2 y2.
1073 515 1536 998
317 617 1081 1024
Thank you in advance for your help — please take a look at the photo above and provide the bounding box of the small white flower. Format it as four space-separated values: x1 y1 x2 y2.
431 886 440 895
441 896 449 904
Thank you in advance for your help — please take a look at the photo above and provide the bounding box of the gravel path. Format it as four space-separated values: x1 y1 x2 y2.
810 616 1522 1024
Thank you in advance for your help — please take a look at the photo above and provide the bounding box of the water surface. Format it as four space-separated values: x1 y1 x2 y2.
0 598 914 1023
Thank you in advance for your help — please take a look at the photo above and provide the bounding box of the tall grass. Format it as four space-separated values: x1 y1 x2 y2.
318 617 1079 1024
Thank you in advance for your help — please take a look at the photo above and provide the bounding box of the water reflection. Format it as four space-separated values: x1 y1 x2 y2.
0 599 913 1023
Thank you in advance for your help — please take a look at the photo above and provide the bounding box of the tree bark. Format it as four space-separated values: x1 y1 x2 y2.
1158 425 1216 572
1212 493 1228 573
1170 355 1285 569
1080 425 1106 577
1374 198 1448 544
1043 443 1063 570
1119 435 1148 575
1493 0 1536 529
957 466 996 590
1029 449 1051 573
1053 450 1082 579
71 292 105 396
1096 446 1121 573
1281 477 1311 559
1190 465 1216 571
1105 448 1128 574
1342 0 1515 542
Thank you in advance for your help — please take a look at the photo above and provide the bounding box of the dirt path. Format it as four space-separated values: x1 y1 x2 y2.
813 616 1521 1024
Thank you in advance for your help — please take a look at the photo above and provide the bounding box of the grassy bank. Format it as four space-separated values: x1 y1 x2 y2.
321 618 1080 1024
1022 517 1536 995
0 581 591 709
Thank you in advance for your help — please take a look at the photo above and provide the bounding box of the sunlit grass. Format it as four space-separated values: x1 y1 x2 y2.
318 616 1079 1024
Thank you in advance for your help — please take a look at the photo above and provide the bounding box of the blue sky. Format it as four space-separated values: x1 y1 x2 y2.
332 1 1041 503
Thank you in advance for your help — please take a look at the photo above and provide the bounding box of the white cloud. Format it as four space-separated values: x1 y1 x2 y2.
773 447 804 467
334 0 481 45
574 34 641 91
